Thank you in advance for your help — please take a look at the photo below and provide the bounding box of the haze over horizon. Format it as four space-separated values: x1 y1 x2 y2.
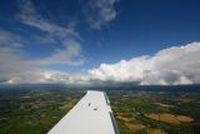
1 0 200 85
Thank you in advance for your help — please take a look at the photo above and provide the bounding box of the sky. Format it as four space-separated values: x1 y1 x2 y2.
0 0 200 85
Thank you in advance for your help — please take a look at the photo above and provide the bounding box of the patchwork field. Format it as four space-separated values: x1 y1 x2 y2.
0 89 84 134
145 113 193 124
108 91 200 134
0 89 199 134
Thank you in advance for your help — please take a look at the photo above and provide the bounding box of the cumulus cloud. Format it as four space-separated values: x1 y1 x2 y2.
88 42 200 85
83 0 119 29
16 0 84 65
1 42 200 85
1 0 199 86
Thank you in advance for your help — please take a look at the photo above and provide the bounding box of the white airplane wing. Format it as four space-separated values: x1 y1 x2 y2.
48 90 119 134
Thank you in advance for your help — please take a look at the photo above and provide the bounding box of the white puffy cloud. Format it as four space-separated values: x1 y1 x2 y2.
88 42 200 85
1 42 200 85
83 0 119 29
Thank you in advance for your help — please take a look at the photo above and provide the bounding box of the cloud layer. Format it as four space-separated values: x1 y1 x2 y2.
89 42 200 85
0 0 199 86
1 42 200 85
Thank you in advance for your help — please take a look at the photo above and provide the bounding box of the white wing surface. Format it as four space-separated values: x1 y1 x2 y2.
48 90 119 134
